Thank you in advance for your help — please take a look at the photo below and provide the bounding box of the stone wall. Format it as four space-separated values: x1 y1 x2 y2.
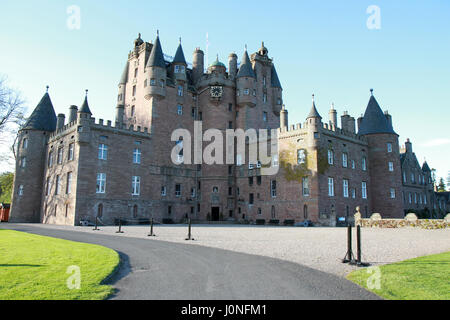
354 207 450 229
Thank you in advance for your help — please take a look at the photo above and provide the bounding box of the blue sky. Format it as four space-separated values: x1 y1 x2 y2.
0 0 449 180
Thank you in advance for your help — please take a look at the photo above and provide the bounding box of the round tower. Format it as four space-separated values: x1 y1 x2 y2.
68 105 78 123
359 89 404 218
329 103 337 129
10 87 57 223
228 53 237 79
280 104 288 129
305 94 322 148
145 33 167 100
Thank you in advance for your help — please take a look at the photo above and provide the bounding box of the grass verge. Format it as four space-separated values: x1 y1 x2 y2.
347 251 450 300
0 230 119 300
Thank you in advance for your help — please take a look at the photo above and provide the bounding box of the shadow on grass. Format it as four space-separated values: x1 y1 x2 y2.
0 264 43 267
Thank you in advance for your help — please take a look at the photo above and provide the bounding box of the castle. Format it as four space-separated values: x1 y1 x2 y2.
9 33 448 226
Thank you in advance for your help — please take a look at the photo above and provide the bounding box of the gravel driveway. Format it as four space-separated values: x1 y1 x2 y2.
7 223 450 277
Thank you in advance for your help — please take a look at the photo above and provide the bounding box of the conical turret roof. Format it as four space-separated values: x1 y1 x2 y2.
79 91 92 114
358 90 396 135
307 95 322 119
237 49 255 78
119 61 129 84
271 65 282 88
173 41 187 65
147 35 166 68
23 89 57 132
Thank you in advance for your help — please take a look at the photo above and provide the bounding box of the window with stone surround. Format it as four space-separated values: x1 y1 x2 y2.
362 157 367 171
98 144 108 160
68 143 74 161
20 157 26 168
133 148 141 164
177 104 183 115
22 138 28 149
48 151 53 167
55 175 61 195
57 147 63 164
328 178 335 196
175 184 181 197
132 176 140 196
362 182 367 199
389 162 394 172
302 177 310 196
328 150 334 165
18 185 24 196
298 149 306 165
342 153 348 168
387 143 393 153
343 179 349 198
271 180 277 198
161 186 167 197
66 172 72 194
96 173 106 194
177 85 184 97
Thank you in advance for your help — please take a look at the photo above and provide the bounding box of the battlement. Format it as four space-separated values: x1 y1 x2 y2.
321 123 367 143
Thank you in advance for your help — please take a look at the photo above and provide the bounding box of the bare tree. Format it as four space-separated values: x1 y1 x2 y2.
0 76 27 166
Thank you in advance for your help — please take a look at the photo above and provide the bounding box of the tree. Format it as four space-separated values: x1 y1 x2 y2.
437 177 446 192
0 76 27 166
0 172 14 203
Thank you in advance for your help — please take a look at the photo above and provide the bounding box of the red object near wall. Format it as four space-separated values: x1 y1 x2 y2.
0 203 10 222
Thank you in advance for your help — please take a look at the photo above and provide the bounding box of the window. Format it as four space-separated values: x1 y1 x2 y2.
249 177 254 186
297 149 306 165
191 188 197 198
387 143 392 153
228 121 233 129
22 138 28 149
277 98 282 105
144 79 147 87
160 79 165 88
271 206 276 219
362 182 367 199
236 154 243 166
243 88 249 95
389 162 394 172
150 78 156 86
213 186 219 193
131 105 135 117
191 108 196 118
168 206 172 215
352 188 356 199
328 150 334 165
411 173 415 183
57 147 63 164
302 177 309 196
98 144 108 160
177 85 184 97
133 205 138 218
198 112 203 121
132 85 136 96
263 94 267 103
133 148 141 164
249 193 254 205
272 154 279 167
134 68 138 78
161 186 167 196
96 173 106 194
424 194 427 205
46 177 51 196
48 151 53 167
236 90 240 97
362 157 367 171
20 157 26 168
342 153 348 168
228 103 233 112
66 172 72 194
271 180 277 198
68 143 74 161
328 178 335 196
343 179 349 198
414 193 417 204
409 193 412 204
18 185 24 196
304 205 308 219
175 65 185 73
258 208 262 215
228 165 233 176
253 89 257 96
228 187 233 196
352 160 355 169
55 175 61 195
175 184 181 197
177 104 183 115
176 140 184 163
132 176 140 196
263 76 267 87
403 171 407 183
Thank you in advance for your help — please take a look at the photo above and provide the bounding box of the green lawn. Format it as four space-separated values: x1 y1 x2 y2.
0 230 120 300
347 252 450 300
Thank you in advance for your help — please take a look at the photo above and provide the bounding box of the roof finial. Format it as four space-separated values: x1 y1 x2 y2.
179 37 181 44
245 44 247 51
331 102 335 110
157 29 159 37
46 85 49 93
85 89 88 97
370 88 374 96
312 94 315 102
138 33 141 39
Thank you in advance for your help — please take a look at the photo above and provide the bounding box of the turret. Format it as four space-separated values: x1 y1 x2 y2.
280 104 288 129
329 103 337 129
405 138 412 153
359 89 403 218
172 38 187 83
236 47 256 108
192 48 204 84
228 53 237 79
271 64 283 114
306 94 322 147
10 86 57 223
144 32 167 100
68 105 78 123
78 90 92 120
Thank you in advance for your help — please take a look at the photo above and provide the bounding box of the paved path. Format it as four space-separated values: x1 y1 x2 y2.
1 224 379 300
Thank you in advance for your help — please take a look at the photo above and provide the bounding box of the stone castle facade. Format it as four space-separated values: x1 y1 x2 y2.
9 33 447 226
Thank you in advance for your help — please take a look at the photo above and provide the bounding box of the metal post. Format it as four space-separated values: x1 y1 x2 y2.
116 218 124 234
342 225 354 263
356 225 370 267
148 218 156 237
185 218 195 241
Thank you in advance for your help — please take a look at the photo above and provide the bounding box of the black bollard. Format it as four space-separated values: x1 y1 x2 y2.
93 217 100 231
342 225 355 263
356 225 370 267
185 218 195 241
148 218 156 237
116 218 124 234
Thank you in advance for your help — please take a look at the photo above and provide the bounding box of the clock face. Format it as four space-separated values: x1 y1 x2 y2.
211 86 223 98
